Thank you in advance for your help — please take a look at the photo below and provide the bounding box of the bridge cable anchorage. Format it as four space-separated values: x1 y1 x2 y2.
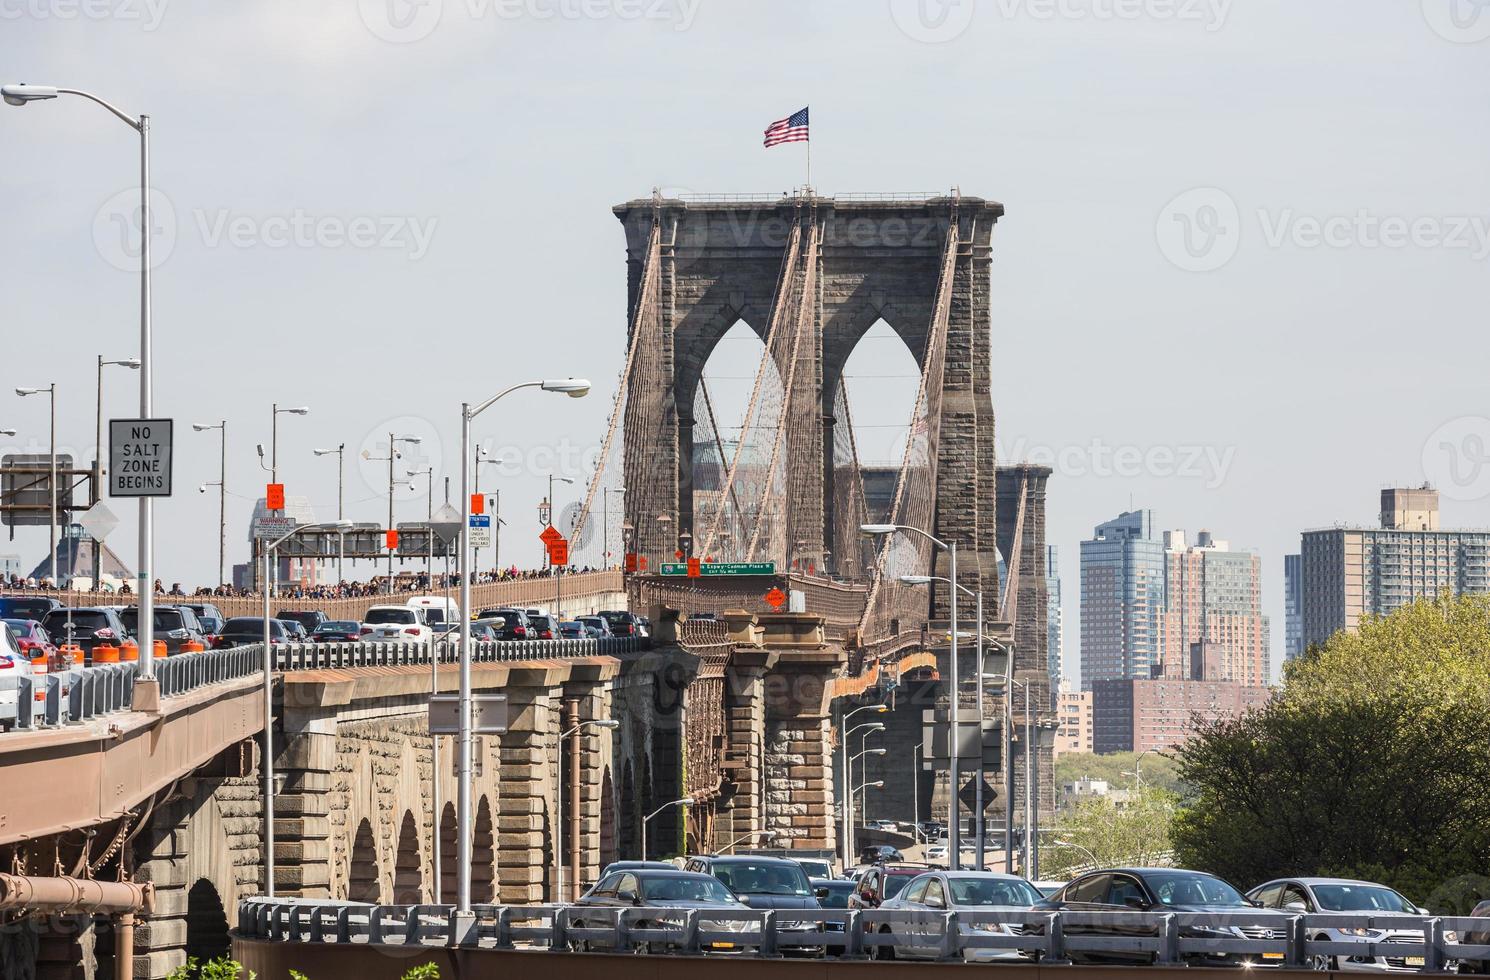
569 220 666 569
856 203 962 658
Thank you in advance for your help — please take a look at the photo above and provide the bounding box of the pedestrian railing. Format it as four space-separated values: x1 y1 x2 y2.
0 636 649 733
235 898 1490 972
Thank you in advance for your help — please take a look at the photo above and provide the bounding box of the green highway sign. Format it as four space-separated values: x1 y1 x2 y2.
660 562 776 576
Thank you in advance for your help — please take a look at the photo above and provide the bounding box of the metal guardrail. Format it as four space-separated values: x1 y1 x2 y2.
236 898 1490 971
0 637 649 733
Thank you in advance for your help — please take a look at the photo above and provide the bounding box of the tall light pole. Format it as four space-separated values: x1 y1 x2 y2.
192 422 227 588
269 404 309 486
852 746 887 842
313 445 345 582
843 719 884 862
456 378 590 912
3 82 160 684
720 829 778 855
862 523 960 868
15 385 57 583
95 357 140 585
363 434 420 595
640 797 693 862
544 474 575 616
408 465 434 585
556 718 619 902
474 449 502 575
838 703 887 865
260 519 352 897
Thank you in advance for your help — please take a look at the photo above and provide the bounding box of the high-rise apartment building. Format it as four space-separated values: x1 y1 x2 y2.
1080 511 1167 688
1284 554 1303 660
1300 485 1490 647
1162 530 1269 687
1046 544 1063 705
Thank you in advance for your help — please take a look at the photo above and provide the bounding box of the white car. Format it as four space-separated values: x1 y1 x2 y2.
873 871 1046 962
362 606 432 642
1247 877 1432 972
0 624 37 730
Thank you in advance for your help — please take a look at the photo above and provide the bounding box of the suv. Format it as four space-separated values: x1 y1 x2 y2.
477 608 532 640
276 610 327 635
362 606 431 642
684 855 825 952
120 605 208 655
596 610 643 637
525 613 560 640
0 596 64 621
577 615 612 637
848 865 928 910
215 617 290 647
40 607 127 659
180 602 226 635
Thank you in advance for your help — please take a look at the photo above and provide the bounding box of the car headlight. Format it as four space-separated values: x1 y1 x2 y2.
1339 928 1380 938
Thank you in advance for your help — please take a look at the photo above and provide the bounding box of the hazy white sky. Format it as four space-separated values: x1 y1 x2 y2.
3 0 1488 681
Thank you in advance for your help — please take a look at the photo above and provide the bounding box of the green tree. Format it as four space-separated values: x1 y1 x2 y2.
1053 750 1186 800
1171 595 1490 909
1041 784 1178 878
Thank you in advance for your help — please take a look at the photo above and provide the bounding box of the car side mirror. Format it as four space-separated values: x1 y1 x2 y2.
926 896 945 910
618 888 639 904
1124 897 1150 911
1416 906 1431 916
815 887 831 900
1284 901 1307 913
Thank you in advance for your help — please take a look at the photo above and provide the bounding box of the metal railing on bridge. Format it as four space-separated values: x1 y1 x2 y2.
236 897 1490 972
0 636 650 733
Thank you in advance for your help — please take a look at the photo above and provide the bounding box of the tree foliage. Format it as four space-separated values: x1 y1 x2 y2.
1041 784 1178 879
1053 750 1186 799
1171 595 1490 910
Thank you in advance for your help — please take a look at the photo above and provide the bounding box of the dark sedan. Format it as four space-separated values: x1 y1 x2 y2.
311 620 364 643
477 608 531 640
277 610 328 635
214 617 291 648
120 605 207 655
571 869 750 953
0 596 64 621
1032 867 1291 967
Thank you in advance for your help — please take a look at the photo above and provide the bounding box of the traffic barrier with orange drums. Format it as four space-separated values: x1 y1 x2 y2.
92 646 120 664
57 644 83 667
153 640 167 659
119 640 139 662
181 640 205 654
27 653 48 701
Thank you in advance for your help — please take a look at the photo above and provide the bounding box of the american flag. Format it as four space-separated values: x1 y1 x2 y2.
763 107 810 148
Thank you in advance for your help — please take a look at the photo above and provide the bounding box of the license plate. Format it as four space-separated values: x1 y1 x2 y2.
710 942 736 950
1262 953 1284 960
1406 957 1425 967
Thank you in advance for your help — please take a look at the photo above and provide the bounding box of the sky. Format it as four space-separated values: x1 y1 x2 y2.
2 0 1488 683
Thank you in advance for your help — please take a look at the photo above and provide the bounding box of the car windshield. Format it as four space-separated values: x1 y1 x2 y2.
43 611 110 631
1147 873 1248 907
1312 884 1416 913
948 877 1044 907
713 862 812 897
224 618 280 634
816 882 855 908
316 621 360 632
640 876 736 903
120 609 185 631
0 599 54 619
365 609 415 625
884 874 917 899
797 860 832 879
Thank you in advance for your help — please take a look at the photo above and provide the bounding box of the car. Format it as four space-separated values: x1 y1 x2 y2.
926 842 949 862
598 860 679 878
362 605 432 642
572 868 752 953
179 602 226 635
867 820 899 833
577 615 613 638
848 865 929 911
39 607 128 659
0 624 38 730
214 617 291 648
597 610 644 637
559 620 589 639
2 619 58 666
1247 877 1433 972
684 855 825 953
1033 867 1292 967
406 596 457 629
0 596 64 622
120 605 208 655
311 620 365 643
794 858 834 881
477 608 532 640
872 870 1045 961
525 612 561 640
276 619 309 641
859 844 905 865
1462 900 1490 974
468 618 508 642
276 610 327 635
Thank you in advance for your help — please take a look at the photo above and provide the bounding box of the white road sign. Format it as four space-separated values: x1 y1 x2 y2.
108 419 174 497
76 502 120 541
252 516 298 540
469 514 492 548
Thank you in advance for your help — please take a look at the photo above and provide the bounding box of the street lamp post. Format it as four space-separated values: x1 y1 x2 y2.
266 404 307 597
720 829 778 855
474 449 502 575
837 703 887 865
456 378 589 913
15 385 57 584
364 433 421 595
640 797 694 863
191 422 226 588
3 82 161 683
95 357 139 585
843 719 885 862
862 523 960 868
260 519 352 897
408 466 434 585
556 718 619 902
852 746 887 846
313 446 346 582
544 474 575 616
